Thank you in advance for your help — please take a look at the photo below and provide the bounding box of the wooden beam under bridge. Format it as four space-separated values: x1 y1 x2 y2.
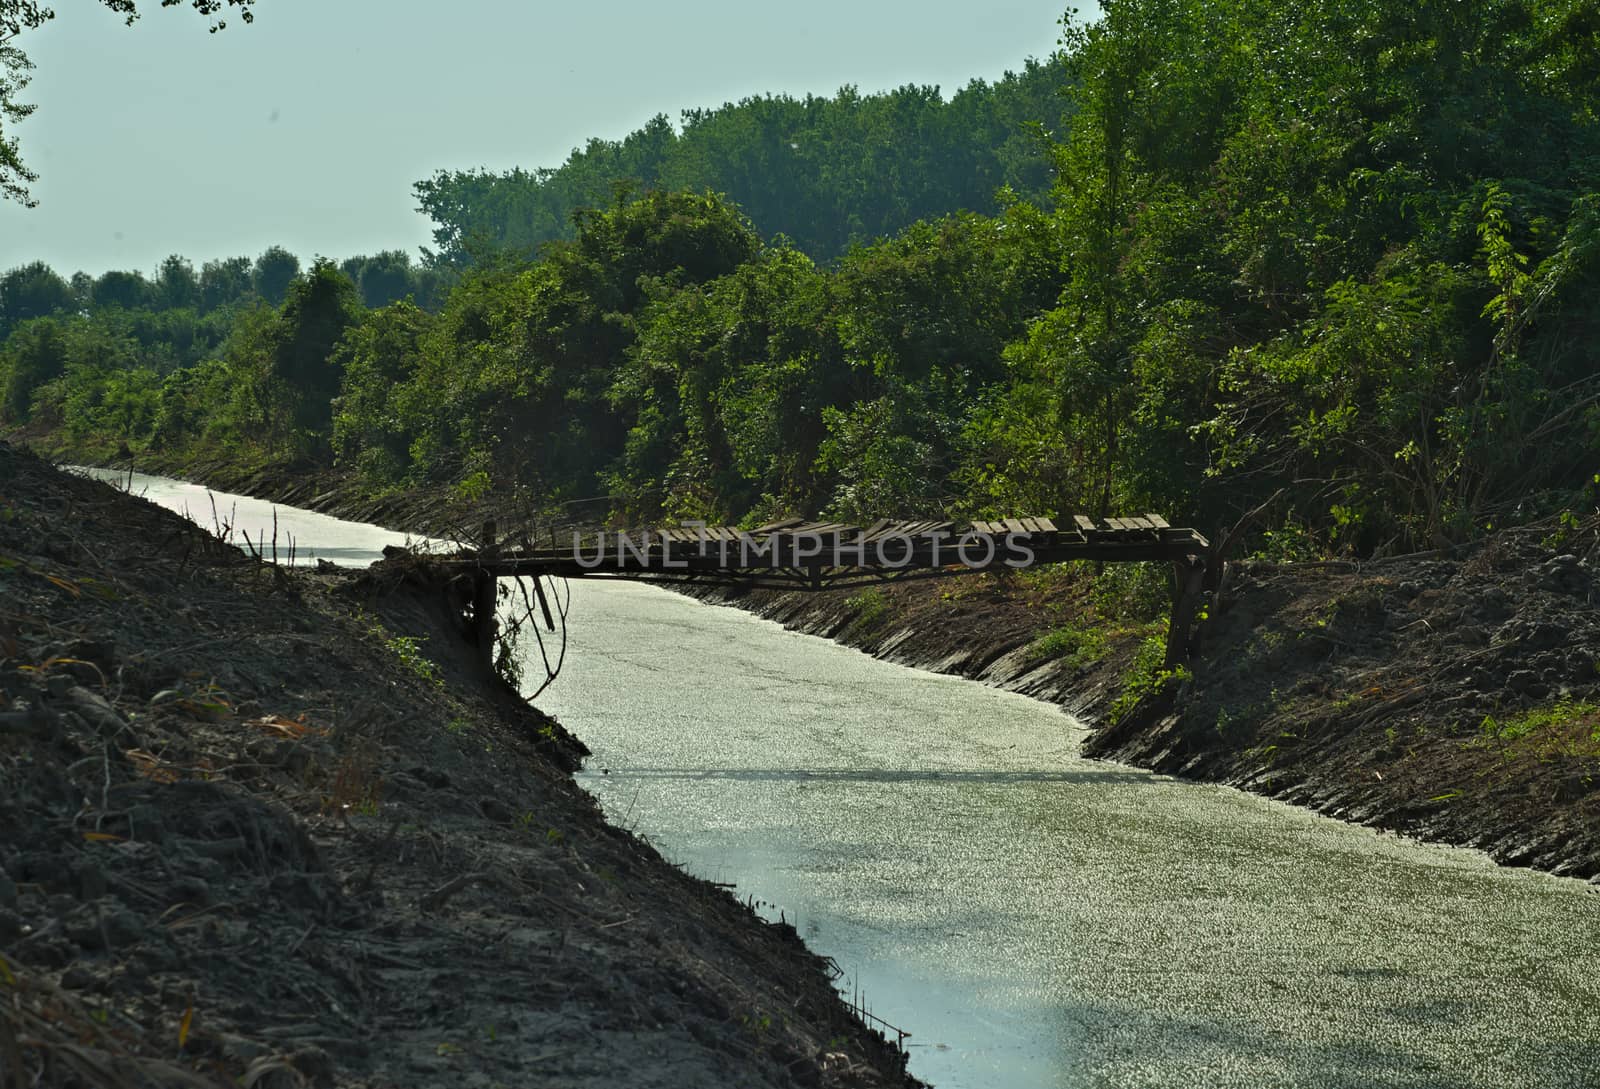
445 514 1212 670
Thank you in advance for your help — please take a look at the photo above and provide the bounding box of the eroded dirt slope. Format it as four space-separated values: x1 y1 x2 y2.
1089 520 1600 880
0 445 914 1088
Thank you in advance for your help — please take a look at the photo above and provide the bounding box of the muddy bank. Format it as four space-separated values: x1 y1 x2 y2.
683 527 1600 884
1089 523 1600 881
0 444 915 1088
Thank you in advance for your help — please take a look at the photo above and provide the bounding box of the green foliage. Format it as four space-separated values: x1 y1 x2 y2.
1108 634 1187 725
335 190 764 498
252 246 301 306
1476 700 1600 773
385 634 444 688
329 300 432 478
454 470 492 502
200 256 253 313
1026 623 1109 668
414 60 1072 267
842 587 890 633
267 258 361 443
1090 563 1171 622
0 316 65 421
9 3 1600 563
1479 701 1600 745
0 260 72 336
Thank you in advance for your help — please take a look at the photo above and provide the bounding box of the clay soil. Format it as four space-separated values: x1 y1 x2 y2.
1089 524 1600 880
0 444 916 1088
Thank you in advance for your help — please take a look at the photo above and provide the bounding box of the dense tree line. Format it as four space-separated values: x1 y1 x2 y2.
414 59 1072 267
6 0 1600 556
0 247 447 454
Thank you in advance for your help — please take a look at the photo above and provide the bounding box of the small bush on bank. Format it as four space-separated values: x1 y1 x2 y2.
1026 623 1109 668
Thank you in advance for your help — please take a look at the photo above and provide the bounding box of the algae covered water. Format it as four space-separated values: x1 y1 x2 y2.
103 469 1600 1089
544 580 1600 1089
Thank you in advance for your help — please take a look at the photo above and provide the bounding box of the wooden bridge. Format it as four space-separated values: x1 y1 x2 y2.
441 514 1212 668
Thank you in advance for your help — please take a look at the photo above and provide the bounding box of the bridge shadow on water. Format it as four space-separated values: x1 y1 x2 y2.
587 767 1159 785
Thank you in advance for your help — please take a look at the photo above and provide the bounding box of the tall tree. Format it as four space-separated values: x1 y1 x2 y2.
154 253 199 310
341 249 415 308
413 61 1071 267
0 259 72 334
0 314 64 420
199 255 252 312
91 268 151 310
270 258 359 436
252 246 300 306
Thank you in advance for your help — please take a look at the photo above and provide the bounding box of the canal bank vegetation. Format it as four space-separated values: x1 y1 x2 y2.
9 0 1600 560
0 443 918 1087
6 0 1600 878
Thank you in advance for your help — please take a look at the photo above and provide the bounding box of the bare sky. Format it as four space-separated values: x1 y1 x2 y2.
0 0 1070 276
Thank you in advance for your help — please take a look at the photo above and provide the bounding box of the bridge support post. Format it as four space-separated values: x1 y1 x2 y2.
1164 555 1207 669
471 519 498 670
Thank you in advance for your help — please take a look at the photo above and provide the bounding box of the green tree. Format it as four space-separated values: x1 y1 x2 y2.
330 299 430 480
199 255 252 311
154 253 199 310
0 314 65 420
270 258 360 444
0 259 72 334
341 249 416 309
252 245 300 305
91 269 151 310
413 61 1072 266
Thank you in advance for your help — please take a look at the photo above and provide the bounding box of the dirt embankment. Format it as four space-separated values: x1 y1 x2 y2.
688 524 1600 884
0 445 916 1088
1090 525 1600 881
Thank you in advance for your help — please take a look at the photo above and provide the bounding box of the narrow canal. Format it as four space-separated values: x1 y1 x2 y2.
89 468 1600 1089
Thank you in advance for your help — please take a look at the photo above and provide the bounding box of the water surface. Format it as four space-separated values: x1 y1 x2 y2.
88 468 1600 1088
541 580 1600 1089
72 467 424 565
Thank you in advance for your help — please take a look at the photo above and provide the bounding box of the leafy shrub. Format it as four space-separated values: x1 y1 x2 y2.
1026 623 1109 668
1108 633 1189 725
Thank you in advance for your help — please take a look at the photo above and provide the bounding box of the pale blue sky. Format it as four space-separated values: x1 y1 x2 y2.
1 0 1072 276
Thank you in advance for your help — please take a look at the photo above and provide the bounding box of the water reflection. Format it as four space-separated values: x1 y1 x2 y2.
69 467 424 566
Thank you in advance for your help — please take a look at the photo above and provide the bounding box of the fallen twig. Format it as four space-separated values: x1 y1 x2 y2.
418 870 495 912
